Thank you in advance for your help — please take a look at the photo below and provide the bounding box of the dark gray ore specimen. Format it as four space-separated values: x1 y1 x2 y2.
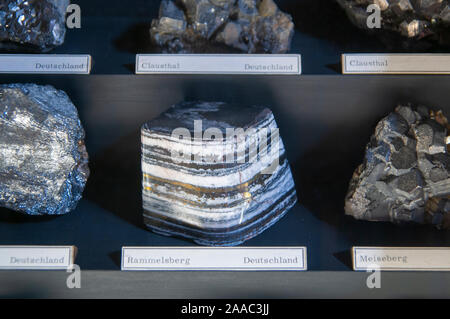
0 0 69 52
337 0 450 46
0 84 89 216
150 0 295 53
346 105 450 230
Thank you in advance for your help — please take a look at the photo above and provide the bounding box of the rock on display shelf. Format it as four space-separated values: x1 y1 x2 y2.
141 101 297 246
150 0 295 53
0 83 89 216
346 104 450 229
0 0 70 52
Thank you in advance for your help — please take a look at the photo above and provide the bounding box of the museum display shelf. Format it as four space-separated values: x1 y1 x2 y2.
0 75 449 280
1 0 449 300
15 0 446 75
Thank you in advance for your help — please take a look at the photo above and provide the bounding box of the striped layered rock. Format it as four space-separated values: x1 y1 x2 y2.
141 101 297 246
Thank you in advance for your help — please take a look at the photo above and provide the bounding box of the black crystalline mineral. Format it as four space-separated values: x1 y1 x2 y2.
150 0 295 53
0 0 69 52
346 105 450 230
337 0 450 47
0 84 89 216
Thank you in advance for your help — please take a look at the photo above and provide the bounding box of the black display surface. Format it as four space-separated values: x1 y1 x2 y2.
0 74 449 271
36 0 448 74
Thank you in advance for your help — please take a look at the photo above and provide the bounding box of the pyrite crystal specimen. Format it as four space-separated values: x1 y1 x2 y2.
0 84 89 215
150 0 295 53
141 101 297 246
346 105 450 230
0 0 69 52
337 0 450 46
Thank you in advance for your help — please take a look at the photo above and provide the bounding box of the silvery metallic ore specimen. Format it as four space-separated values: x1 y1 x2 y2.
337 0 450 46
150 0 295 53
141 101 297 246
0 0 69 52
346 105 450 230
0 84 89 215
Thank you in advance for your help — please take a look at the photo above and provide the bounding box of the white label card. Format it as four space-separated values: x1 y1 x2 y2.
353 247 450 271
122 247 307 271
342 54 450 74
0 54 91 74
0 246 76 270
136 54 301 75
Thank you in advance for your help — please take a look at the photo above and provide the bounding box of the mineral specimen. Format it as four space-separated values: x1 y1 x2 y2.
337 0 450 46
150 0 295 53
345 104 450 230
141 101 297 246
0 84 89 215
0 0 69 52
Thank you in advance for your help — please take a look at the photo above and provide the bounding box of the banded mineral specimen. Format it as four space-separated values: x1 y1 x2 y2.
141 101 297 246
345 105 450 230
337 0 450 46
150 0 295 53
0 84 89 215
0 0 69 52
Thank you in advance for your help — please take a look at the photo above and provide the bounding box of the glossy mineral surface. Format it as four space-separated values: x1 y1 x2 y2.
0 0 69 52
141 101 297 246
150 0 295 53
0 84 89 215
337 0 450 47
346 105 450 229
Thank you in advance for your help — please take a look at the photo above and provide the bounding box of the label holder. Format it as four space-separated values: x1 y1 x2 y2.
0 245 77 270
0 54 92 74
135 54 302 75
352 246 450 271
122 246 307 271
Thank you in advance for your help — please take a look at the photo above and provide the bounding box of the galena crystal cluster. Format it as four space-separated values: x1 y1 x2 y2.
150 0 295 53
0 84 89 216
0 0 69 52
141 101 297 246
346 105 450 230
337 0 450 46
